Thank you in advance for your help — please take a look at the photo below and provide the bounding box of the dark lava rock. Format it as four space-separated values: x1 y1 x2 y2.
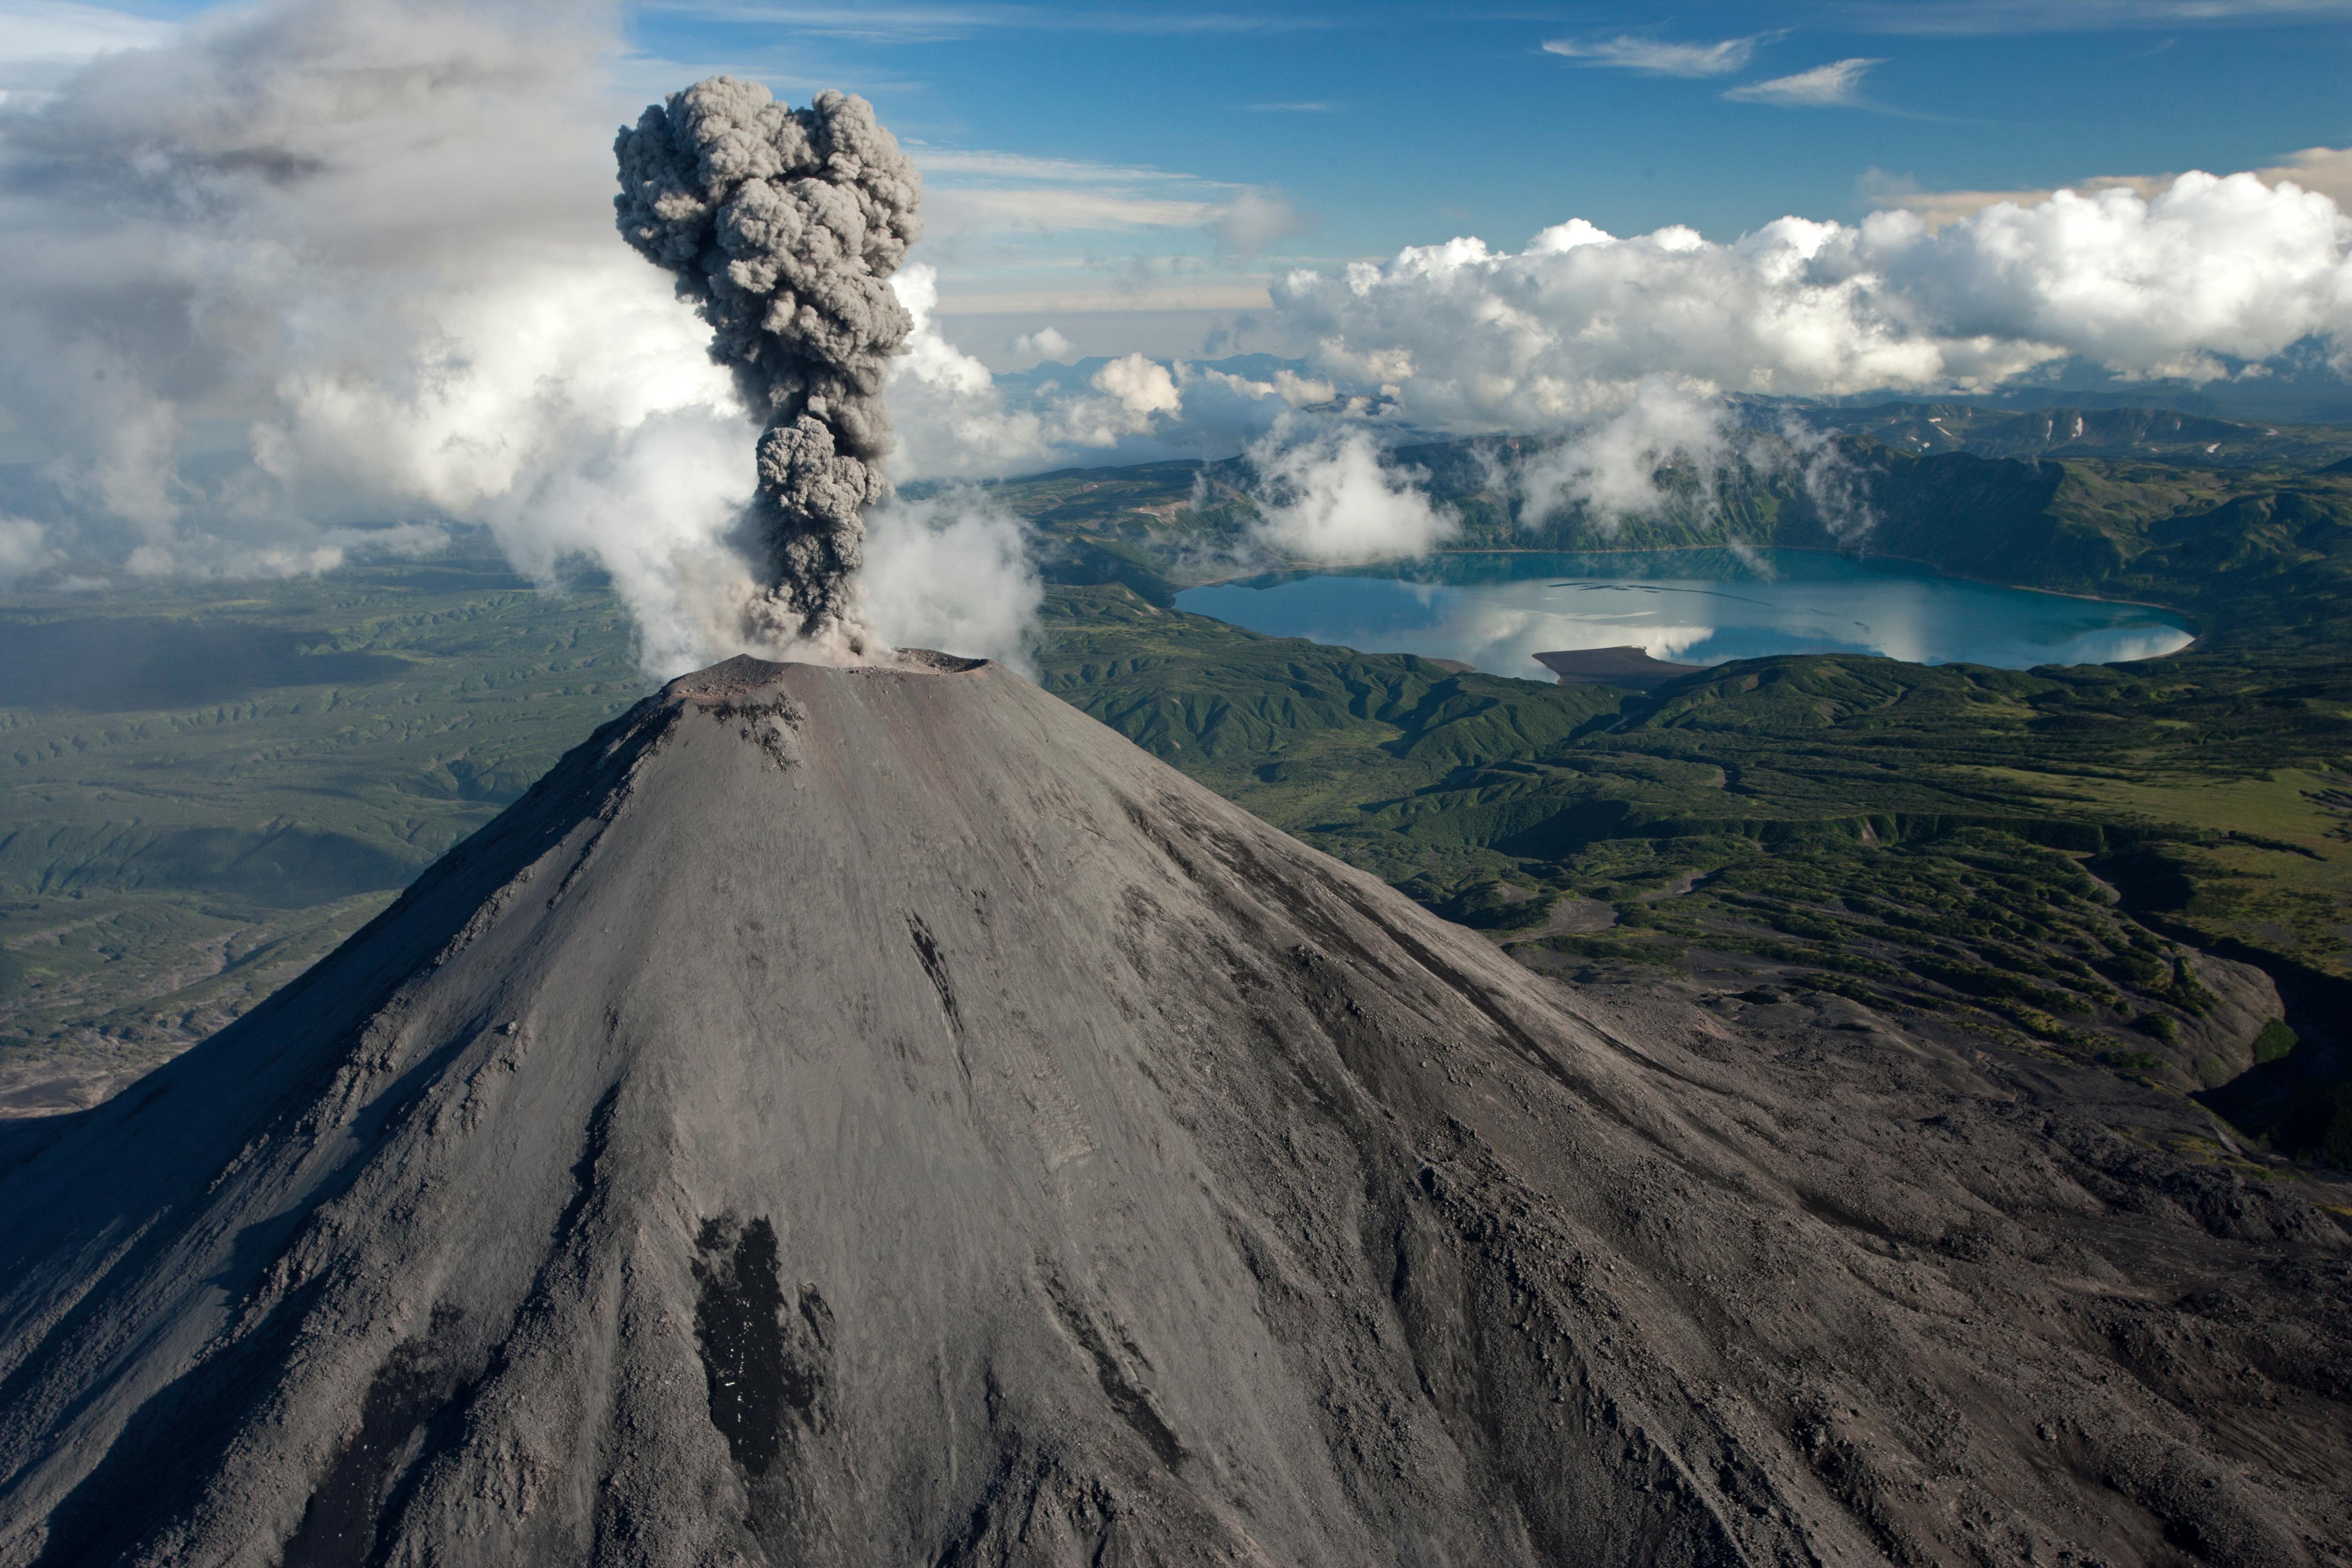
0 653 2344 1566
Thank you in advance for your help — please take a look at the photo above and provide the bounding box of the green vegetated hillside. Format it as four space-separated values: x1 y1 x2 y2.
977 417 2352 629
1020 425 2352 1171
5 416 2351 1176
1777 400 2352 471
0 551 655 1110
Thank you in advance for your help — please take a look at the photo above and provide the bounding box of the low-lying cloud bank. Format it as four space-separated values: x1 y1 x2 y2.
0 0 1064 671
1243 420 1456 564
1232 167 2352 557
0 0 2347 672
0 0 762 670
1274 173 2352 426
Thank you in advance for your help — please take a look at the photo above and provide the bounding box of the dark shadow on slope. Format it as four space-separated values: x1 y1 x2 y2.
2190 941 2352 1168
127 826 424 906
0 616 409 712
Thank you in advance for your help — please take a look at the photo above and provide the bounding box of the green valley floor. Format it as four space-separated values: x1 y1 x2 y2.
4 421 2350 1176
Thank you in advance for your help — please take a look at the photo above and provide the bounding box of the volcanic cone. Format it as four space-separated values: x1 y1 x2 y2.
0 654 2343 1566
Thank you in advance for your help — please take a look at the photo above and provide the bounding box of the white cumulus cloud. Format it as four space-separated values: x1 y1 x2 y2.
885 269 1201 474
887 265 1061 476
1270 170 2352 433
1092 352 1184 417
1515 377 1731 531
1011 325 1073 363
0 515 58 583
2262 145 2352 209
1868 145 2352 230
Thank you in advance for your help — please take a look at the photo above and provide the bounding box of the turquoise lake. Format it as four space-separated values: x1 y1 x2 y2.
1171 549 2196 679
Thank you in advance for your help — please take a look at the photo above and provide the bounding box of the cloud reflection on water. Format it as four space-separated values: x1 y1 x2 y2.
1174 551 2195 678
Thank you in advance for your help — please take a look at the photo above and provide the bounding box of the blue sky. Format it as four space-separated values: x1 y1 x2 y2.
8 0 2347 363
631 1 2347 236
602 0 2352 357
0 0 2345 640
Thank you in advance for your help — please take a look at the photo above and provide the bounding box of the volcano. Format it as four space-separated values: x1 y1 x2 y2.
0 653 2344 1567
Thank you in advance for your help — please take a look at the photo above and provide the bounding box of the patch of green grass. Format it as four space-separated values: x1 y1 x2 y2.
1031 468 2352 1160
2102 1049 2171 1074
8 427 2352 1168
0 544 655 1088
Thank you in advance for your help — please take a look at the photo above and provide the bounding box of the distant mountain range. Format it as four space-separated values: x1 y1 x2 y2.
988 353 2352 439
992 352 1308 407
1764 400 2352 471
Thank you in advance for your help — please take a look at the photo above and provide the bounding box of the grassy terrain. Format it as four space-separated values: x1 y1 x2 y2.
4 416 2350 1169
0 548 653 1109
1034 582 2352 1164
1005 419 2352 1164
968 416 2352 634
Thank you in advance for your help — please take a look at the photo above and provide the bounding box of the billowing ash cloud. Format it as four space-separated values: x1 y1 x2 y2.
8 0 2351 658
0 2 1037 675
615 77 923 650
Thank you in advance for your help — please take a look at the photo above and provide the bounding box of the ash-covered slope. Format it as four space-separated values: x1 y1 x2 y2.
0 654 2344 1568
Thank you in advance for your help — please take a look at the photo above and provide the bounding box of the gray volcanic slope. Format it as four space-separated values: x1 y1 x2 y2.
0 654 2345 1567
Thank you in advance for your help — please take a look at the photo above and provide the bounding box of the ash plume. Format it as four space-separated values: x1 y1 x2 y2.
615 75 922 650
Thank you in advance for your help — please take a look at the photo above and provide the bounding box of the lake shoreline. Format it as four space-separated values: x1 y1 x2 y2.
1184 543 2201 640
1175 545 2199 676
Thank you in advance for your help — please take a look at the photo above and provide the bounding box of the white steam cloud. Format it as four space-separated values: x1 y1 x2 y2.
0 0 782 670
1244 420 1455 563
3 0 2350 678
0 1 1054 674
860 492 1042 671
1515 376 1730 531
